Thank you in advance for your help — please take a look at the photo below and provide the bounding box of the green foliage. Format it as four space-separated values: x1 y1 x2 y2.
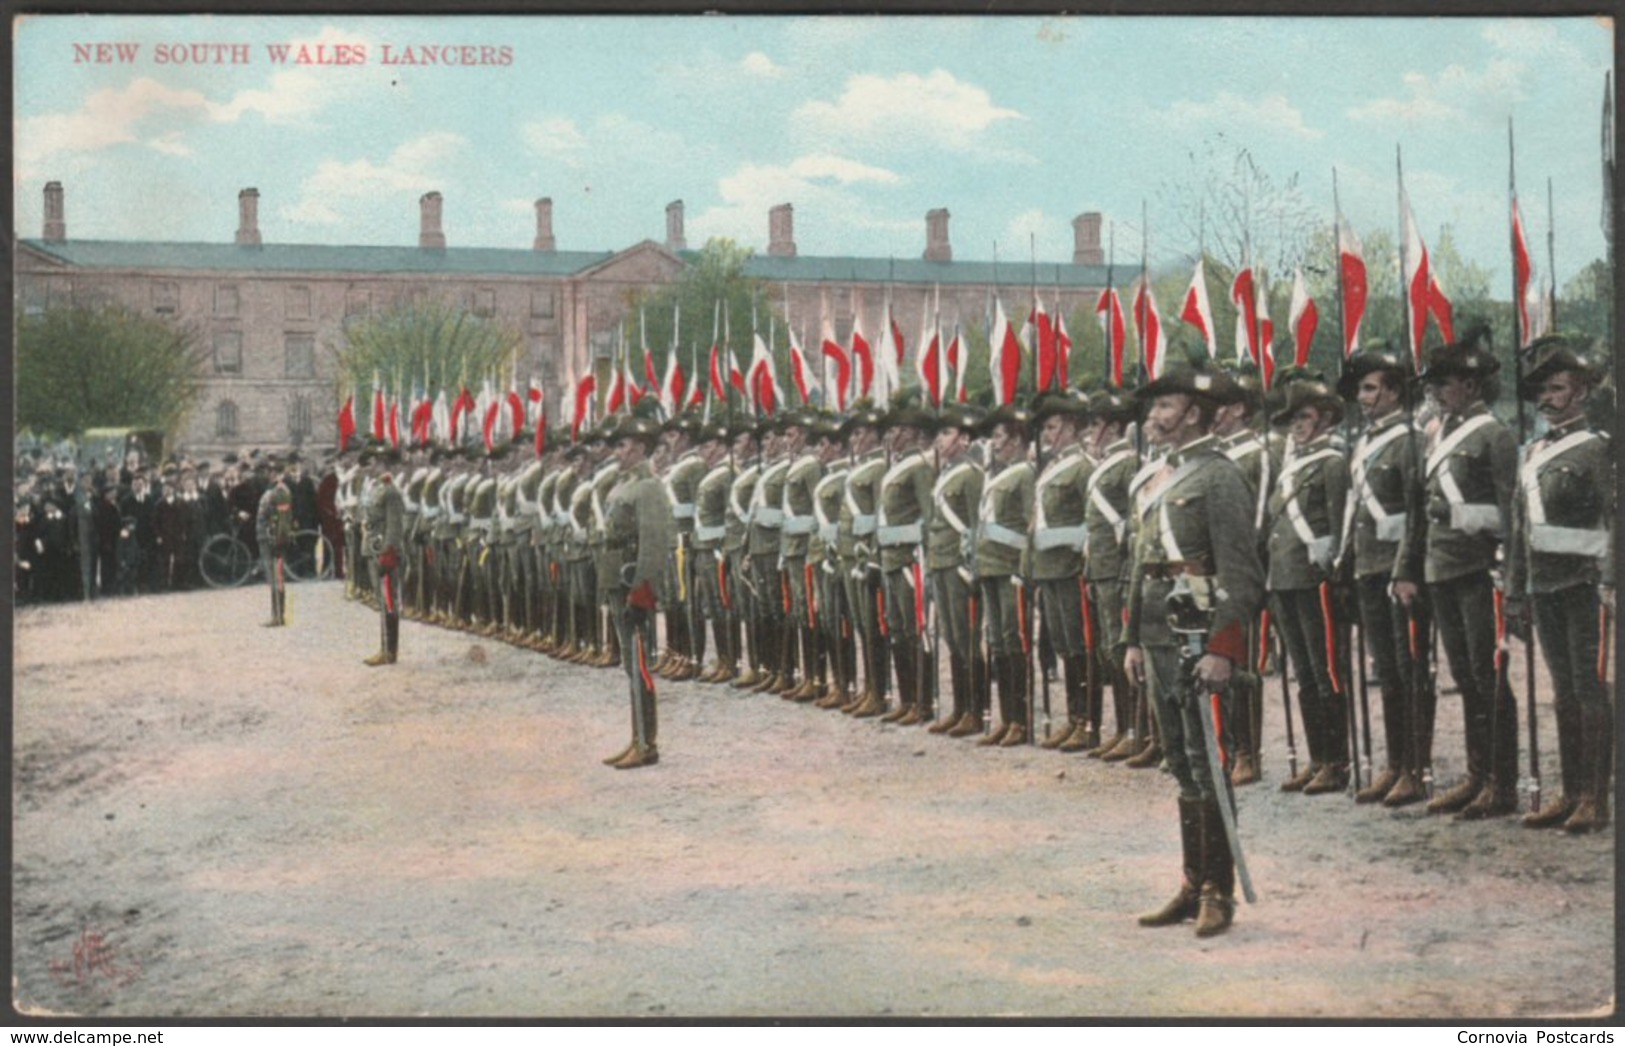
17 304 206 440
631 239 784 383
335 300 521 402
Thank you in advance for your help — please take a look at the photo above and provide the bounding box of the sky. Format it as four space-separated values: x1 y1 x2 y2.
12 15 1616 292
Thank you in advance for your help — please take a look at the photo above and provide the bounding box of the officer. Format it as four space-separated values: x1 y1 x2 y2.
256 463 295 627
1124 361 1263 938
1083 389 1143 760
360 446 406 666
876 392 938 724
838 402 890 716
974 402 1036 747
1265 378 1352 796
1509 337 1614 832
926 402 988 735
1336 345 1432 807
1395 326 1520 820
600 410 676 770
1031 390 1095 749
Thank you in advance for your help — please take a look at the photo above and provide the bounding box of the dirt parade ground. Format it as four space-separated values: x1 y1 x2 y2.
10 580 1618 1020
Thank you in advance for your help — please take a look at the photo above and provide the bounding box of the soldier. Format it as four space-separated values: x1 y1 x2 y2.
598 413 674 770
778 409 826 701
690 420 737 681
360 446 406 666
256 464 295 627
400 448 431 620
1336 346 1432 807
658 415 707 681
725 425 764 687
1083 390 1143 761
809 416 854 707
876 394 938 723
1509 337 1614 832
1031 391 1095 749
974 403 1036 746
746 421 792 692
1211 365 1275 784
1126 361 1263 938
925 402 988 735
586 425 625 667
562 438 604 661
1394 328 1520 820
837 403 889 716
1265 378 1352 796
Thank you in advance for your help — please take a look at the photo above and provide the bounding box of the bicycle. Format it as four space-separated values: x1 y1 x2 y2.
199 528 335 588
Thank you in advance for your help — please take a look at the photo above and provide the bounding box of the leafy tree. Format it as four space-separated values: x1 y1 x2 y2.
333 300 522 405
629 238 783 396
17 304 206 440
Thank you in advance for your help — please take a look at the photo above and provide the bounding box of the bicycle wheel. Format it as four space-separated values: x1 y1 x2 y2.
199 534 254 588
284 529 336 582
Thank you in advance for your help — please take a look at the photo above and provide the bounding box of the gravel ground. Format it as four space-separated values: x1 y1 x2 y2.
10 582 1617 1019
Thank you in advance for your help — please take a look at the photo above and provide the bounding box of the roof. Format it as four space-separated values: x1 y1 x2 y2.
19 238 1113 287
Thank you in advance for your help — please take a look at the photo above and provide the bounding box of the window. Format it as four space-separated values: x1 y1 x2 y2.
531 289 555 318
152 281 179 315
284 333 315 379
472 287 496 318
288 394 312 442
215 400 239 440
285 285 311 320
215 284 239 318
214 331 243 375
345 287 370 318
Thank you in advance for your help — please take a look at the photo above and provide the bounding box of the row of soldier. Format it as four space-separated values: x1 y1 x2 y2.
336 327 1611 935
15 448 325 603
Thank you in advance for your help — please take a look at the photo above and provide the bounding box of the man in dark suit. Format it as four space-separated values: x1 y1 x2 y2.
124 472 159 592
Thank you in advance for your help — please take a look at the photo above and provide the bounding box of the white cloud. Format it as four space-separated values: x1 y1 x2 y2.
521 112 689 174
1151 92 1324 140
16 77 209 173
522 117 589 168
146 131 193 157
690 153 907 248
741 51 782 78
282 132 465 227
794 69 1025 151
1347 59 1527 126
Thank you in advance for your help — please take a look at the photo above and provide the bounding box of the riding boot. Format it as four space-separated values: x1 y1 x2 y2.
386 614 399 660
1139 797 1203 927
932 652 966 733
883 646 914 722
1565 703 1613 834
901 650 933 725
1000 653 1030 746
978 655 1012 746
1194 799 1236 938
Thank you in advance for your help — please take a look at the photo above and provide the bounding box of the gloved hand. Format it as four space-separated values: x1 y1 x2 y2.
379 546 400 571
627 581 658 611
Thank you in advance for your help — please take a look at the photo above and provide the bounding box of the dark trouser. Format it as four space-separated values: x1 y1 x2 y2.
263 546 287 624
1533 582 1610 800
373 559 400 656
1355 574 1435 776
1143 639 1235 802
1273 586 1350 771
752 552 788 679
978 574 1028 729
883 564 929 710
1089 578 1139 741
614 599 659 750
842 561 883 696
1039 575 1087 729
1429 570 1517 793
820 562 853 691
933 566 984 721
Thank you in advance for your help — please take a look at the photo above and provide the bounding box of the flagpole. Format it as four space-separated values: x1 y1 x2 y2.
1137 200 1149 386
1397 145 1414 375
1333 167 1349 365
1547 176 1559 330
1030 232 1039 396
1105 223 1116 387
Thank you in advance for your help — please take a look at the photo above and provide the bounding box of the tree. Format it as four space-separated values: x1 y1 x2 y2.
630 239 784 403
1156 136 1323 276
17 304 207 440
333 300 522 405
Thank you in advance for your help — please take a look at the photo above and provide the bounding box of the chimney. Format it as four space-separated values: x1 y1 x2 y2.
42 182 65 242
665 200 686 252
768 203 796 258
923 208 952 262
236 188 262 246
1072 212 1104 266
419 191 446 249
534 197 556 252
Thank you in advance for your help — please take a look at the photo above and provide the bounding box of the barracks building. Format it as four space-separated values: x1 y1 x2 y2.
16 182 1112 455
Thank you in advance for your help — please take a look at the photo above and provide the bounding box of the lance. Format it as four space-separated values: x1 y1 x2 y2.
1030 232 1051 743
1511 121 1543 813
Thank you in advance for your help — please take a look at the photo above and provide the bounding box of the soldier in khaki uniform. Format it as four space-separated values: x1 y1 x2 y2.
1395 330 1520 820
1336 346 1433 807
586 426 625 667
1509 337 1614 833
778 410 826 701
926 403 987 735
360 446 407 666
725 426 764 687
838 403 889 715
1265 379 1352 797
691 421 738 682
1031 391 1095 749
657 415 706 681
810 418 855 708
876 395 938 724
1124 362 1263 938
1082 390 1142 760
599 412 675 770
747 423 793 693
974 403 1036 746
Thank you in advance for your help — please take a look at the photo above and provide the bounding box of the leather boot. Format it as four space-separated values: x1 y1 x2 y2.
949 711 985 737
1193 799 1236 937
882 648 913 722
1522 795 1579 829
732 666 763 689
1356 767 1400 805
1229 751 1261 787
1381 768 1426 807
1279 762 1318 793
1564 704 1613 834
1059 721 1098 753
1303 762 1350 796
978 660 1011 746
850 690 888 719
611 744 659 770
1093 732 1128 760
930 655 966 734
1040 718 1077 750
1425 775 1483 815
1125 733 1163 768
601 739 636 766
1139 797 1204 927
1455 780 1517 821
362 649 394 667
998 655 1030 746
